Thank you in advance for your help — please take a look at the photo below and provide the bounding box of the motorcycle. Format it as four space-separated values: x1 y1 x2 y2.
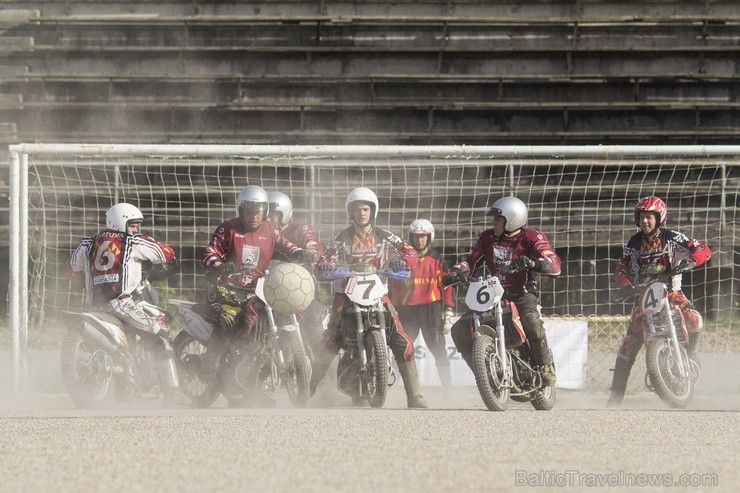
170 268 312 408
461 274 555 412
616 264 700 408
317 247 411 408
60 280 179 408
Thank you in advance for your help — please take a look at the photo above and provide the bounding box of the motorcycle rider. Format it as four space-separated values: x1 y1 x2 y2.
310 187 429 408
201 185 313 406
66 202 183 405
442 196 561 386
607 196 712 407
389 219 455 387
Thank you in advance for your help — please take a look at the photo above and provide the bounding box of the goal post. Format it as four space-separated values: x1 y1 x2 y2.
8 144 740 394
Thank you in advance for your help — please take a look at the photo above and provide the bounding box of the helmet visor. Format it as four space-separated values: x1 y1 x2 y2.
240 201 268 214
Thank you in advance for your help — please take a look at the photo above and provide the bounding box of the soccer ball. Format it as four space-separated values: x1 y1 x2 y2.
263 262 316 316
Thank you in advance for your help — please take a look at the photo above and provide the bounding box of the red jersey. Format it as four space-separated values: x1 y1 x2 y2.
389 249 453 308
67 231 176 305
454 227 561 297
614 228 711 291
274 221 322 262
202 218 302 288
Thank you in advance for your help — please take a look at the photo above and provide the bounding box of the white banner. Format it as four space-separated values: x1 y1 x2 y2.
413 319 588 389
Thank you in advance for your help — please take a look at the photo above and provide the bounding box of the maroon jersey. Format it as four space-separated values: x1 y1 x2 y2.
202 218 302 288
67 231 176 304
614 228 711 291
274 221 322 262
454 227 561 297
389 249 453 307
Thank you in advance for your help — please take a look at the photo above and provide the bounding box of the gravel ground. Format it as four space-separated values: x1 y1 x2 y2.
0 387 736 493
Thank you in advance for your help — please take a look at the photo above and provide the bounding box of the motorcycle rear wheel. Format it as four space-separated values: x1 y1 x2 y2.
646 337 694 408
60 330 117 408
472 333 510 411
280 329 311 408
365 330 389 408
173 331 219 408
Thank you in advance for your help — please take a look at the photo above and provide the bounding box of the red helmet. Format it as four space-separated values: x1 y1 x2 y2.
634 196 667 227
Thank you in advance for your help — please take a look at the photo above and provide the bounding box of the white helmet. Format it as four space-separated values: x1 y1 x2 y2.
268 191 293 224
345 187 379 220
106 203 144 232
237 185 269 216
486 196 528 233
408 219 435 243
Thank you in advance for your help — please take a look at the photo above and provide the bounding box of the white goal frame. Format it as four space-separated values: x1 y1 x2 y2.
8 144 740 394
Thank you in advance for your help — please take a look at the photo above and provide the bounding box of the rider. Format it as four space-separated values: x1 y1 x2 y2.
310 187 429 408
442 196 561 386
389 219 455 387
267 190 326 349
66 203 182 404
201 185 313 405
607 196 712 407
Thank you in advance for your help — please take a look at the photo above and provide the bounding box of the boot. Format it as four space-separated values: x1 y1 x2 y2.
200 331 228 385
687 331 701 364
607 356 634 407
437 363 452 388
309 348 336 397
397 360 429 409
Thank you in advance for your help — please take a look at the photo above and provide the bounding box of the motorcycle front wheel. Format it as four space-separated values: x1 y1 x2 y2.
60 330 117 408
279 329 311 408
530 383 556 411
173 331 219 408
472 332 510 411
646 337 694 408
365 330 389 408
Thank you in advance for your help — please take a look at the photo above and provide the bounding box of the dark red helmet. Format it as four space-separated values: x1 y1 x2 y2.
634 196 667 227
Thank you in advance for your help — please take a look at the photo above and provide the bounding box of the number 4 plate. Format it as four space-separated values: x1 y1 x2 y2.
345 274 386 306
641 281 668 316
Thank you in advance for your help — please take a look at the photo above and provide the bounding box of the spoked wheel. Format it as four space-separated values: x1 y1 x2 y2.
173 331 218 408
472 332 510 411
646 338 694 408
365 330 389 408
531 383 556 411
60 330 117 408
280 329 311 408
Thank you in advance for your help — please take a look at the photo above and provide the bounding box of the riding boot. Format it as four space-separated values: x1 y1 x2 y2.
687 331 701 363
397 360 429 409
309 348 335 397
458 349 474 371
200 330 228 385
528 337 556 386
437 363 452 388
607 356 634 407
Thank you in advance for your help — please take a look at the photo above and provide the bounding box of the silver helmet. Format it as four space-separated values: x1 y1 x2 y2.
268 191 293 224
486 196 528 233
237 185 269 216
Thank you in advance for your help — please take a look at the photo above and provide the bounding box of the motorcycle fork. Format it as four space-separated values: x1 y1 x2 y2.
262 302 282 386
354 303 367 368
656 307 689 379
494 302 512 387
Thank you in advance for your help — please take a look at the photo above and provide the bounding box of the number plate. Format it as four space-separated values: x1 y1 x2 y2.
641 281 668 316
465 277 504 312
345 274 386 306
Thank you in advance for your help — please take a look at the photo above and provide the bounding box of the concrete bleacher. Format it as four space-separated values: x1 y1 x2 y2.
1 1 739 147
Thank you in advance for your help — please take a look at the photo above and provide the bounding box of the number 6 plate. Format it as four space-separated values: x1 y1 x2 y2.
465 277 504 312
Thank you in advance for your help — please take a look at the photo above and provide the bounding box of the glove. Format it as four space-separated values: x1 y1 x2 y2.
442 268 464 286
513 256 537 272
297 249 316 265
675 258 696 273
617 284 634 301
316 263 333 279
216 261 235 275
390 259 409 273
443 307 454 334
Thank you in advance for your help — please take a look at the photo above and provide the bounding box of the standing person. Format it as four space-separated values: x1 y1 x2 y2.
310 187 429 408
389 219 455 387
200 185 313 402
443 196 561 386
66 202 182 404
267 190 326 351
607 196 711 407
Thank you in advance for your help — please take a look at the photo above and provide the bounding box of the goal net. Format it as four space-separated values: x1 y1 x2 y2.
8 144 740 391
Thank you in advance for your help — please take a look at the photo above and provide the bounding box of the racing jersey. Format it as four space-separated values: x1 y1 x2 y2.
453 227 561 297
389 249 453 307
67 231 176 305
273 220 323 262
614 228 712 291
202 218 302 288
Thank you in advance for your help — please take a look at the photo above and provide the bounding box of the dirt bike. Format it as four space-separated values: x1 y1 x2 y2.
316 261 410 408
60 280 179 408
460 274 555 412
170 269 311 408
616 264 700 408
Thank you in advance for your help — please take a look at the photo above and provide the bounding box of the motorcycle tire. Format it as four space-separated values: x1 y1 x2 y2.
60 329 117 409
645 337 694 408
530 384 556 411
280 329 311 408
173 330 219 408
365 330 389 408
472 332 510 411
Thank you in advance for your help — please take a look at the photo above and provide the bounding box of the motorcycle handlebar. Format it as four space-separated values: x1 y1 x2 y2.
614 264 693 302
317 265 411 281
